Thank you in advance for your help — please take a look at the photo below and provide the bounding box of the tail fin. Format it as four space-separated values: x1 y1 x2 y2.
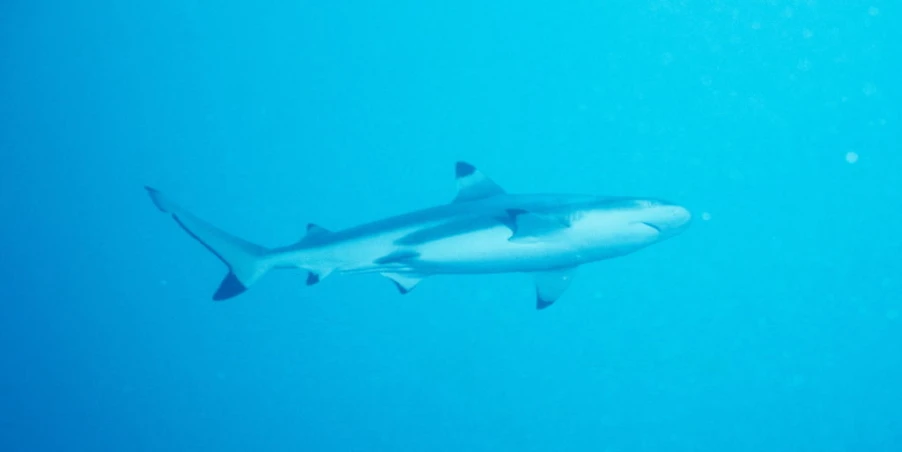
145 186 273 300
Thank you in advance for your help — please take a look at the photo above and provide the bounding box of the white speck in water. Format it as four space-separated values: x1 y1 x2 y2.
802 29 813 39
661 52 674 65
701 212 712 221
797 58 811 71
863 82 877 96
868 6 879 16
751 21 761 30
845 152 859 164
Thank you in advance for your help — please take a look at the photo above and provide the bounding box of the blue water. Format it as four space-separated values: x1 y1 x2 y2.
1 1 898 451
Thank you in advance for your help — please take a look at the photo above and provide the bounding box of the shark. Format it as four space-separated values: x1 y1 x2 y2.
146 162 691 309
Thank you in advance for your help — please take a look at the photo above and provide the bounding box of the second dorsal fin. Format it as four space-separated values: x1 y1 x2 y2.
452 161 506 203
300 223 331 244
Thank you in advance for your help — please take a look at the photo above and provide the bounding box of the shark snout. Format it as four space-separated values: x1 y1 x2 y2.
670 205 692 228
646 204 692 235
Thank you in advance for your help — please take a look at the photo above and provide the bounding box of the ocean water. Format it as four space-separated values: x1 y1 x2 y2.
1 1 898 451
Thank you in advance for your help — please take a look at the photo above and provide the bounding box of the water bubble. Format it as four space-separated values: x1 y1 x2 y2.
661 52 674 65
863 82 877 96
701 212 712 221
845 152 859 164
789 374 806 388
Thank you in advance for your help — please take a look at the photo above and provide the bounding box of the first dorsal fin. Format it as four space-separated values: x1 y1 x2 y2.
452 161 506 203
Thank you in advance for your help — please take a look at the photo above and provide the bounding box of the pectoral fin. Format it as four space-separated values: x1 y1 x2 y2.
505 209 571 242
374 250 421 265
381 273 425 294
534 267 577 309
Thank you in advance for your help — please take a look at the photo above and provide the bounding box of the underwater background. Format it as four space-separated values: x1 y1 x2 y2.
1 1 898 451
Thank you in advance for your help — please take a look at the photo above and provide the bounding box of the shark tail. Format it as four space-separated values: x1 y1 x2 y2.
145 186 276 301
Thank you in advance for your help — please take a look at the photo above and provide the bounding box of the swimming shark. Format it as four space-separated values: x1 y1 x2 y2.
146 162 691 309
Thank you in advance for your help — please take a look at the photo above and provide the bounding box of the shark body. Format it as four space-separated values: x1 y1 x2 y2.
146 162 691 309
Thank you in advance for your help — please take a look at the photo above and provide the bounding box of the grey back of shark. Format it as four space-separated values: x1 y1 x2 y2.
146 162 692 309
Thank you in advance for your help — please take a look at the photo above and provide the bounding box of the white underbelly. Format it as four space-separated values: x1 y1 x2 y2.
320 218 658 276
410 225 579 273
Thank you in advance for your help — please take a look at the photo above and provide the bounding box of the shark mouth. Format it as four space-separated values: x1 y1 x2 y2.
640 222 662 233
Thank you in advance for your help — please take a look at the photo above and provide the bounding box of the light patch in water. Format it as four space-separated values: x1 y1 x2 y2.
701 212 712 221
845 152 859 164
863 82 877 96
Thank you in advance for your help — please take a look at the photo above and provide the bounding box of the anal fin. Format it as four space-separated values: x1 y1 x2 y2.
306 272 321 286
305 266 335 286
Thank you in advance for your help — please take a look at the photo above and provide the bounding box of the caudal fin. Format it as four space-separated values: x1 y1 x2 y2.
145 186 273 300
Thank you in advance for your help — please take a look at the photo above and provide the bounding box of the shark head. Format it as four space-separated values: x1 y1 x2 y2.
558 197 692 255
629 198 693 239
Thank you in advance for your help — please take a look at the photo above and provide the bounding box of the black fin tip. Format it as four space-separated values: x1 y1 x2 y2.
455 161 476 178
213 272 247 301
